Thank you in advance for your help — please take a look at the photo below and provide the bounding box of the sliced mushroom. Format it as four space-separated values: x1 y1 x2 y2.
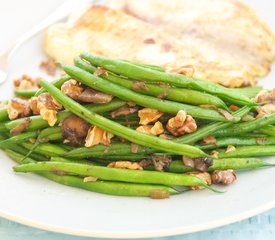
61 115 90 145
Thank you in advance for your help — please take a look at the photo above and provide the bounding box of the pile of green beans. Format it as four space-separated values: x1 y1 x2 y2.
2 52 275 198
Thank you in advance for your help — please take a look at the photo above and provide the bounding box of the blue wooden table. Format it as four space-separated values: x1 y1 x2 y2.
1 208 275 239
1 1 275 239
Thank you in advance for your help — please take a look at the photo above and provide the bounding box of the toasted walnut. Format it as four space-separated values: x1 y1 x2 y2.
159 134 174 139
136 121 164 136
152 155 172 172
131 144 139 153
241 114 255 122
85 126 113 147
13 75 41 90
167 65 195 77
229 105 240 112
38 93 62 111
149 190 170 199
138 108 163 125
255 89 275 103
83 176 98 182
187 172 212 190
61 80 84 100
108 161 143 170
150 121 164 135
94 67 108 77
166 110 197 136
29 97 39 115
182 156 213 172
256 104 275 118
61 115 90 145
10 118 31 135
110 105 139 118
211 170 237 185
226 145 236 153
202 136 216 144
40 57 58 76
7 98 31 120
78 88 113 103
132 80 149 91
30 93 62 126
211 150 219 158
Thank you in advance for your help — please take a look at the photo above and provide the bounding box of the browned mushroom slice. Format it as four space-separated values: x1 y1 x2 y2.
61 115 90 145
78 88 113 103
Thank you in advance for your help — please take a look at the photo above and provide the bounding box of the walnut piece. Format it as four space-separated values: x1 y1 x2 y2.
167 65 195 77
85 126 113 147
187 172 212 190
61 80 84 100
202 136 216 144
110 105 139 118
256 104 275 118
211 170 237 185
210 150 219 158
136 121 164 136
13 75 41 90
108 161 143 170
182 156 213 172
152 155 172 172
40 58 58 76
255 89 275 104
10 118 31 135
7 98 31 120
131 80 149 92
166 110 197 136
229 105 240 112
83 176 98 182
138 108 163 125
94 67 108 77
30 93 62 126
226 145 236 153
78 88 113 103
159 134 174 139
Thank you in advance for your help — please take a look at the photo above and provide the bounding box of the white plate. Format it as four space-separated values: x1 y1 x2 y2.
0 0 275 238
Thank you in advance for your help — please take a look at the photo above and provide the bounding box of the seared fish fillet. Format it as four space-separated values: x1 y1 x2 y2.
44 3 275 87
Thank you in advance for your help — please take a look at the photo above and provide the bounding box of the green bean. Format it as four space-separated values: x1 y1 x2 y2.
40 79 208 157
50 156 93 164
4 144 48 161
168 158 275 173
34 76 71 96
0 108 8 122
13 161 220 192
7 150 178 197
199 136 275 150
175 106 251 144
75 57 227 109
63 143 154 158
218 145 275 158
21 142 67 157
214 113 275 137
80 53 254 106
23 127 63 159
121 59 166 72
98 154 151 161
233 86 262 99
258 125 275 136
0 123 6 133
0 132 37 148
4 99 126 132
14 89 37 98
63 64 234 122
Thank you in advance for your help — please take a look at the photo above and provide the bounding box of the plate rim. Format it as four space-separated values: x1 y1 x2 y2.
0 199 274 238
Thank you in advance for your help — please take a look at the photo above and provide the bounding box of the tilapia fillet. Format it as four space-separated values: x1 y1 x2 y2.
44 3 275 87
